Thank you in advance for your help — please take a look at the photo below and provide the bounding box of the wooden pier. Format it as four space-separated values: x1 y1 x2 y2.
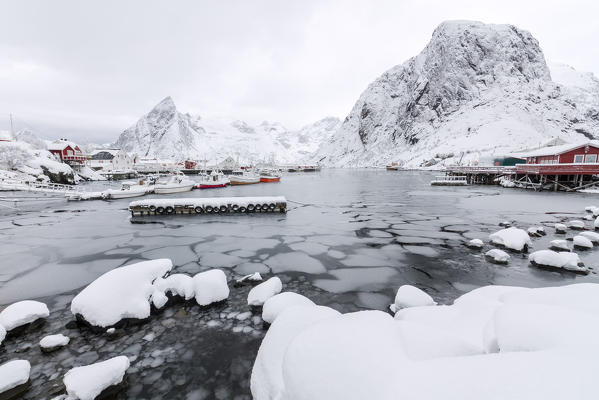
128 196 287 217
446 164 599 191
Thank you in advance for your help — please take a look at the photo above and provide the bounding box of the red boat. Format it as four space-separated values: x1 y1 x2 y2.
199 182 228 189
260 175 281 183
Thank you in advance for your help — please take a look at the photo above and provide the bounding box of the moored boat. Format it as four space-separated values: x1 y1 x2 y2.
198 170 230 189
154 175 195 194
229 173 260 185
102 181 150 199
260 175 281 183
386 162 400 171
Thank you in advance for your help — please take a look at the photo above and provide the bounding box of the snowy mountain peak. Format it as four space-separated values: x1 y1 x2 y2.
315 20 599 167
115 97 339 163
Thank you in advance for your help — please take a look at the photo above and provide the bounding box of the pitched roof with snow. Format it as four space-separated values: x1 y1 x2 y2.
510 141 599 158
47 140 80 151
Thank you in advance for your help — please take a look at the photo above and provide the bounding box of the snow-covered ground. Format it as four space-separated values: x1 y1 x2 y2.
63 356 130 400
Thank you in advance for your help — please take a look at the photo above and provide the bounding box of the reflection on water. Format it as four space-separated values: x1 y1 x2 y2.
1 169 598 398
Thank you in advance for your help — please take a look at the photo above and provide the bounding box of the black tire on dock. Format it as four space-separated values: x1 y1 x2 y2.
195 206 204 214
156 206 165 214
262 203 269 212
165 206 174 214
205 205 213 213
247 204 255 212
268 203 276 211
232 204 239 212
212 207 219 214
149 205 157 212
239 206 247 213
219 205 227 213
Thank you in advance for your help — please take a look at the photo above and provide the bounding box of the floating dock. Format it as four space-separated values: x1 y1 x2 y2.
128 196 287 216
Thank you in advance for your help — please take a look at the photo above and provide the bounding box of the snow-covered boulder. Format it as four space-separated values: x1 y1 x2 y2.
154 274 195 301
0 324 5 345
579 231 599 243
252 283 599 400
465 238 483 249
529 250 587 273
193 269 230 306
0 300 49 331
235 272 263 286
595 216 599 230
485 249 510 264
394 285 436 310
248 277 283 307
568 220 585 230
262 293 316 324
251 305 341 400
573 235 593 249
0 360 30 398
39 333 70 353
554 223 567 234
64 356 130 400
549 239 570 251
71 259 173 327
585 206 599 216
489 227 531 252
527 226 545 237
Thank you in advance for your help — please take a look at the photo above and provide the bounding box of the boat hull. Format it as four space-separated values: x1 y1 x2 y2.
199 183 228 189
154 184 195 194
103 189 147 199
260 176 280 183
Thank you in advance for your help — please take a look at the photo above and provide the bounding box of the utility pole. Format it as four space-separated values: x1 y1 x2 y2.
9 113 14 136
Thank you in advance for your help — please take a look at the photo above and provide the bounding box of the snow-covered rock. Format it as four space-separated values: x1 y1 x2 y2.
485 249 510 264
573 235 593 249
315 20 599 167
252 283 599 400
0 360 30 396
586 206 599 217
554 223 567 234
568 220 585 230
64 356 130 400
154 274 195 301
235 272 263 286
251 305 341 400
115 96 340 164
70 259 173 327
262 293 316 324
579 231 599 243
489 227 531 252
248 277 283 307
39 333 70 353
465 238 483 249
0 300 49 331
0 324 5 345
596 216 599 230
527 226 545 237
549 239 570 251
192 269 230 306
394 285 436 310
529 250 586 273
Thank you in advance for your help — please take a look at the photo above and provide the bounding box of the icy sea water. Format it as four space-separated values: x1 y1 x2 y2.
1 169 599 399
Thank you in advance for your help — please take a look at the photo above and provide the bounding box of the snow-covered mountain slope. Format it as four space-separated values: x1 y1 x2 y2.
314 20 599 167
115 97 340 164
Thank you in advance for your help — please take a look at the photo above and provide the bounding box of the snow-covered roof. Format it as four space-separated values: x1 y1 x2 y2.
47 140 80 151
511 141 599 158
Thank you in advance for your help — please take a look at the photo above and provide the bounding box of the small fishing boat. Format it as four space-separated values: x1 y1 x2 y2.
259 170 281 183
229 172 260 185
198 170 230 189
102 180 152 199
154 175 195 194
386 162 400 171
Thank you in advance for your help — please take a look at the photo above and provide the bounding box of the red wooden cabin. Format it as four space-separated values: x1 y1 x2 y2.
47 139 86 164
515 142 599 175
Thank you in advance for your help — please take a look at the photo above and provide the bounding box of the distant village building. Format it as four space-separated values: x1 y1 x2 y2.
47 139 86 164
184 160 197 170
88 149 136 171
515 142 599 165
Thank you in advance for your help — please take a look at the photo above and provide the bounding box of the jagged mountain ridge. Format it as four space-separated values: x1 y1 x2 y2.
314 20 599 167
115 97 340 163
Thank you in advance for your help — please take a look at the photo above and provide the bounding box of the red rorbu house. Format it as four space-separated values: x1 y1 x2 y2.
47 139 86 165
511 141 599 190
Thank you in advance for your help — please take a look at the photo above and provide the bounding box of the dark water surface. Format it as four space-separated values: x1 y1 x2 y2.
1 169 598 399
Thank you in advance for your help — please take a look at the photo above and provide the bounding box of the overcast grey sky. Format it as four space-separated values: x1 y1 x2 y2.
1 0 597 143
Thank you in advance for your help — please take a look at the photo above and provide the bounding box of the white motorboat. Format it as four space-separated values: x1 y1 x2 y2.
229 172 260 185
198 170 230 189
154 175 195 194
102 181 150 199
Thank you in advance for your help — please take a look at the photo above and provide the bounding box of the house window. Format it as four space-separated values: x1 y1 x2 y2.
574 155 584 163
585 154 598 163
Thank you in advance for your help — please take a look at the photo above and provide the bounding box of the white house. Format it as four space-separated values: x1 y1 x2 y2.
88 149 135 171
